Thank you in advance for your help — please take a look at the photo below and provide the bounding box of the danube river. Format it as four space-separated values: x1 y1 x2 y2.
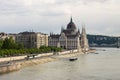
0 48 120 80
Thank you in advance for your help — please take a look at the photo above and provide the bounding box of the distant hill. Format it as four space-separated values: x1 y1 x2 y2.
87 34 119 47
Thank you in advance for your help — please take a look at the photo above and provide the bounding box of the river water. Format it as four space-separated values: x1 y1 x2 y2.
0 48 120 80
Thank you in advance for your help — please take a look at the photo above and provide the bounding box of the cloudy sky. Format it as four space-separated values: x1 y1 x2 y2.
0 0 120 36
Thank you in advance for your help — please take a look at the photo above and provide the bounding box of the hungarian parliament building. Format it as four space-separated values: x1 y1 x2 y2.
48 17 89 51
1 17 89 51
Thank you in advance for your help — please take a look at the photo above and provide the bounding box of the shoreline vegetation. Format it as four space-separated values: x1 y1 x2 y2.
0 49 96 74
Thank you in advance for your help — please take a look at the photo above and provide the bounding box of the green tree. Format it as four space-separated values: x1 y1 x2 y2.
0 39 3 49
1 37 18 49
17 43 24 49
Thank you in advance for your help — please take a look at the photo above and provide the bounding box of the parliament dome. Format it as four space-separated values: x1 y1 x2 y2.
67 17 77 30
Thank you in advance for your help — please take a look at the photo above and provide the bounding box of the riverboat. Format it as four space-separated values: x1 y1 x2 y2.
69 57 78 61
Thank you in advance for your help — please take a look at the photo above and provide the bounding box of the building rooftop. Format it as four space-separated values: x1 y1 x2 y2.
67 17 77 31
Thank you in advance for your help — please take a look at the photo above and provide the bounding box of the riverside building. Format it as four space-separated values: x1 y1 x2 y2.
16 32 48 48
48 17 89 51
0 32 16 41
0 32 8 40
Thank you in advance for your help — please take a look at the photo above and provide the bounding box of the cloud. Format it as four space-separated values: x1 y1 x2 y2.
0 0 31 15
0 0 120 36
0 0 109 16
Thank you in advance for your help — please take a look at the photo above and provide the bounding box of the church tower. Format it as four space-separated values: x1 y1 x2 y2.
81 24 89 51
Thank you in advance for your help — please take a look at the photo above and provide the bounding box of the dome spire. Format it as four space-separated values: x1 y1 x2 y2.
70 16 73 22
67 16 77 31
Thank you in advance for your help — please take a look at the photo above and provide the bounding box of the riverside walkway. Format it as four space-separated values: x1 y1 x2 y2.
0 49 95 74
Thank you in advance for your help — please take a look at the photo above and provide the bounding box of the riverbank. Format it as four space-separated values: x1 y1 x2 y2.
0 49 95 74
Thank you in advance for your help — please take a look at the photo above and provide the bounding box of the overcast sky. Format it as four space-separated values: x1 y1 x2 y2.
0 0 120 36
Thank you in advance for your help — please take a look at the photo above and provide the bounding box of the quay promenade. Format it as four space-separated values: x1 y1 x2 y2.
0 49 95 74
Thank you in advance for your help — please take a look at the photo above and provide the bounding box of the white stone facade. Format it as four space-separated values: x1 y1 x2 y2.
16 32 48 48
48 18 89 51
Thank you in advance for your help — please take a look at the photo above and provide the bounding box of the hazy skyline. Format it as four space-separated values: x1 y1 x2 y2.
0 0 120 36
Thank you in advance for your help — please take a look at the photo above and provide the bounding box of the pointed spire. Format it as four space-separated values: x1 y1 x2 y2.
77 28 80 36
81 23 89 51
78 28 80 33
82 23 86 34
70 16 73 22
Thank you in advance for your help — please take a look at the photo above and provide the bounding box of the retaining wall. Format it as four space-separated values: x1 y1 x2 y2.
0 63 21 74
0 53 53 63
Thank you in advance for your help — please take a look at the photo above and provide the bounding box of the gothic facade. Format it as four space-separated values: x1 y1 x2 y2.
48 18 89 51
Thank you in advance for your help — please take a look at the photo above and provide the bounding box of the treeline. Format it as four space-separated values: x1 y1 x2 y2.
87 34 118 47
0 47 62 57
0 37 62 57
0 37 24 50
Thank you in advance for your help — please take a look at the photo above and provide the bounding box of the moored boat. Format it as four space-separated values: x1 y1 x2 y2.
69 57 78 61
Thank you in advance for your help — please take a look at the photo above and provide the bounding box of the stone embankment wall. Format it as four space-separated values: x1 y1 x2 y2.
0 56 26 63
0 50 79 63
58 49 80 55
0 63 21 74
0 52 53 74
0 49 87 74
0 53 53 63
